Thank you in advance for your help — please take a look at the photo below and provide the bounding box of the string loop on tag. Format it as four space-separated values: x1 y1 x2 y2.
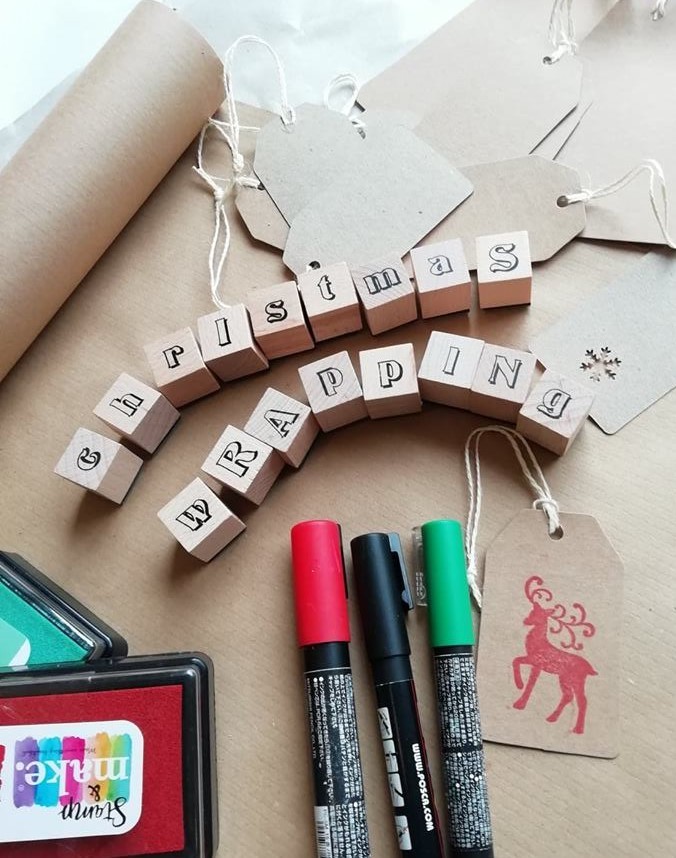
559 159 676 249
652 0 668 19
464 426 561 610
543 0 577 64
323 73 365 133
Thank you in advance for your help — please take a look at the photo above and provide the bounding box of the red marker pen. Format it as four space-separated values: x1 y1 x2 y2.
291 520 371 858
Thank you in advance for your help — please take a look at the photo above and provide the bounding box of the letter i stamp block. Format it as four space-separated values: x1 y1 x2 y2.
475 230 532 309
298 350 367 431
197 305 269 382
359 343 421 419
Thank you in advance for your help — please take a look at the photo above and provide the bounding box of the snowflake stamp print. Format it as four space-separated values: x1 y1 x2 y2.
580 346 621 382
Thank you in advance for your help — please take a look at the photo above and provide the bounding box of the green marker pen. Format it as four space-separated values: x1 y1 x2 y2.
421 519 494 858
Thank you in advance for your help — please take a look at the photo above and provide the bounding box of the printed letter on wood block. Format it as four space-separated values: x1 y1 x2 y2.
244 387 319 468
297 262 363 342
469 343 537 422
298 351 367 431
201 425 284 505
418 331 485 410
158 477 245 562
359 343 421 419
54 428 143 504
247 281 314 360
410 238 472 319
476 230 532 309
196 305 268 382
93 372 179 454
350 254 417 335
517 369 595 456
144 327 219 408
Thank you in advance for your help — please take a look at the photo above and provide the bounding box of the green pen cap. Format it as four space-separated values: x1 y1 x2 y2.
421 519 475 648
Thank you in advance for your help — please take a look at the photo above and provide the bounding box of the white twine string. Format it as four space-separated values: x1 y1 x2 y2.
559 158 676 249
464 426 561 610
544 0 577 64
652 0 668 19
323 72 365 132
193 36 296 309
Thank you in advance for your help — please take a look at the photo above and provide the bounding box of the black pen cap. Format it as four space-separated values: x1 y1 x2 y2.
350 532 413 662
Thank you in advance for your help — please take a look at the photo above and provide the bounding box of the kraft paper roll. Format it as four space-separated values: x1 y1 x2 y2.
0 0 225 382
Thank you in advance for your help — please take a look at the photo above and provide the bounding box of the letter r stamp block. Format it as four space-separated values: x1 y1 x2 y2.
201 425 284 505
144 327 219 408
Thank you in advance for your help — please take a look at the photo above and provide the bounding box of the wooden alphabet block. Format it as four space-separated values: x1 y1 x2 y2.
359 343 421 419
54 428 142 504
244 387 319 467
469 342 537 422
157 477 245 562
297 262 363 341
247 280 314 360
410 238 472 318
144 327 219 408
475 230 532 309
93 372 179 454
517 369 595 456
418 331 485 410
350 254 417 335
196 305 268 382
298 351 367 431
201 425 285 505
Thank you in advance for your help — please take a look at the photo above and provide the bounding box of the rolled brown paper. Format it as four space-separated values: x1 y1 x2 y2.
0 0 225 382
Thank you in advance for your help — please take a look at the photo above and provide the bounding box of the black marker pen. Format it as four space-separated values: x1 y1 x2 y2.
291 520 370 858
351 532 443 857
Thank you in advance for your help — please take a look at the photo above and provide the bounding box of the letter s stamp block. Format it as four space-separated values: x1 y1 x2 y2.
247 281 314 360
475 230 532 309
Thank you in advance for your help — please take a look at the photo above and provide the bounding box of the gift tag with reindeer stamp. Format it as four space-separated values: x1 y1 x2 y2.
476 511 623 758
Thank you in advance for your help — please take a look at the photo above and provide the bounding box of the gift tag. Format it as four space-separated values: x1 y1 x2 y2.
476 510 623 758
236 183 289 250
531 250 676 433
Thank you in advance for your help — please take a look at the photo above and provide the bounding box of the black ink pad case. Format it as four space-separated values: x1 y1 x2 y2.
0 652 218 858
0 551 127 672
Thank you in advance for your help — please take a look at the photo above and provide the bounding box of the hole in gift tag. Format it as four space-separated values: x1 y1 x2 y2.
549 525 564 540
308 261 321 270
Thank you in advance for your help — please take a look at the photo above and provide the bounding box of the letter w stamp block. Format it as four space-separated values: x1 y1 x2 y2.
158 477 245 562
201 425 284 505
469 342 537 422
244 387 319 467
298 351 367 431
359 343 421 419
350 254 417 335
54 428 143 504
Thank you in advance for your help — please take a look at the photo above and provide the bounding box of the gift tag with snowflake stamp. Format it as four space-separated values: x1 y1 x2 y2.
476 511 623 758
531 251 676 434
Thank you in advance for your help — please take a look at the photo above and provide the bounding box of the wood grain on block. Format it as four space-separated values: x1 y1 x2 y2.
297 262 363 341
93 372 179 454
410 238 472 318
476 230 532 309
244 387 319 467
197 305 268 382
144 326 219 407
54 427 142 504
469 342 537 422
298 350 367 432
157 477 245 562
359 342 421 419
418 331 485 409
350 254 417 335
247 280 314 360
201 424 285 505
517 369 595 456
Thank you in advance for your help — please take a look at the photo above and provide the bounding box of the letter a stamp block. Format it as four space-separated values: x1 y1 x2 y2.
476 230 532 309
201 425 285 505
298 350 367 431
359 343 421 419
410 238 473 319
350 254 417 335
244 387 319 467
144 327 219 408
469 342 537 422
54 428 143 504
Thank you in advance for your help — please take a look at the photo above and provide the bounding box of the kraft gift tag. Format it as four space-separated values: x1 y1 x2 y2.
531 251 676 434
236 183 289 250
476 511 623 758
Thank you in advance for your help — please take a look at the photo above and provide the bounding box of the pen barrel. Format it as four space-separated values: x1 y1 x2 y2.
302 642 370 858
433 646 494 858
373 665 444 857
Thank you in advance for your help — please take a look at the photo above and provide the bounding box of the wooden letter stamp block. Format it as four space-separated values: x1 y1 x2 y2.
158 477 245 562
476 230 532 309
244 387 319 468
144 327 219 408
469 342 537 422
418 331 485 410
298 350 367 431
93 372 179 454
54 428 143 504
359 343 421 419
201 425 284 505
517 369 595 456
297 262 363 341
410 238 472 318
246 280 314 360
196 305 269 383
350 254 417 335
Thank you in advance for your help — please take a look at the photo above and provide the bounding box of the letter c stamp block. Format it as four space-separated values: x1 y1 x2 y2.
201 425 284 505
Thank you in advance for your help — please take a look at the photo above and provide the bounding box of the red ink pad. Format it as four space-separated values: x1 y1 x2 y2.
0 653 217 857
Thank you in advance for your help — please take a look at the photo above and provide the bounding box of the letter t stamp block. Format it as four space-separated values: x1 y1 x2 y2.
476 230 532 309
298 350 367 431
201 425 284 505
517 369 595 455
244 387 319 467
359 343 421 419
297 262 363 341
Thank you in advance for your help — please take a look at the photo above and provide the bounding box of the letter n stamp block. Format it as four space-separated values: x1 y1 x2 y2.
517 369 595 455
298 350 367 431
54 428 143 504
469 343 537 422
144 327 219 408
359 343 421 419
201 425 284 505
244 387 319 468
476 230 532 309
350 255 417 335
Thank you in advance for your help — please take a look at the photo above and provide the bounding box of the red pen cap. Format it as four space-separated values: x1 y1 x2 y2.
291 519 351 647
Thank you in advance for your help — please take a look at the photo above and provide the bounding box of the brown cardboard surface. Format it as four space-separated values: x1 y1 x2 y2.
0 100 674 858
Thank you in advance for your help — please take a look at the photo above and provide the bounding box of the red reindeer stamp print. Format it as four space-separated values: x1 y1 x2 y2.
512 575 597 734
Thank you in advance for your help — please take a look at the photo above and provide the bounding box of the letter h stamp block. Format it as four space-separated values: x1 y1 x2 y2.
298 350 367 431
201 425 285 505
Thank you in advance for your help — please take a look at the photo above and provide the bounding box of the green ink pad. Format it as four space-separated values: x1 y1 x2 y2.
0 552 127 671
